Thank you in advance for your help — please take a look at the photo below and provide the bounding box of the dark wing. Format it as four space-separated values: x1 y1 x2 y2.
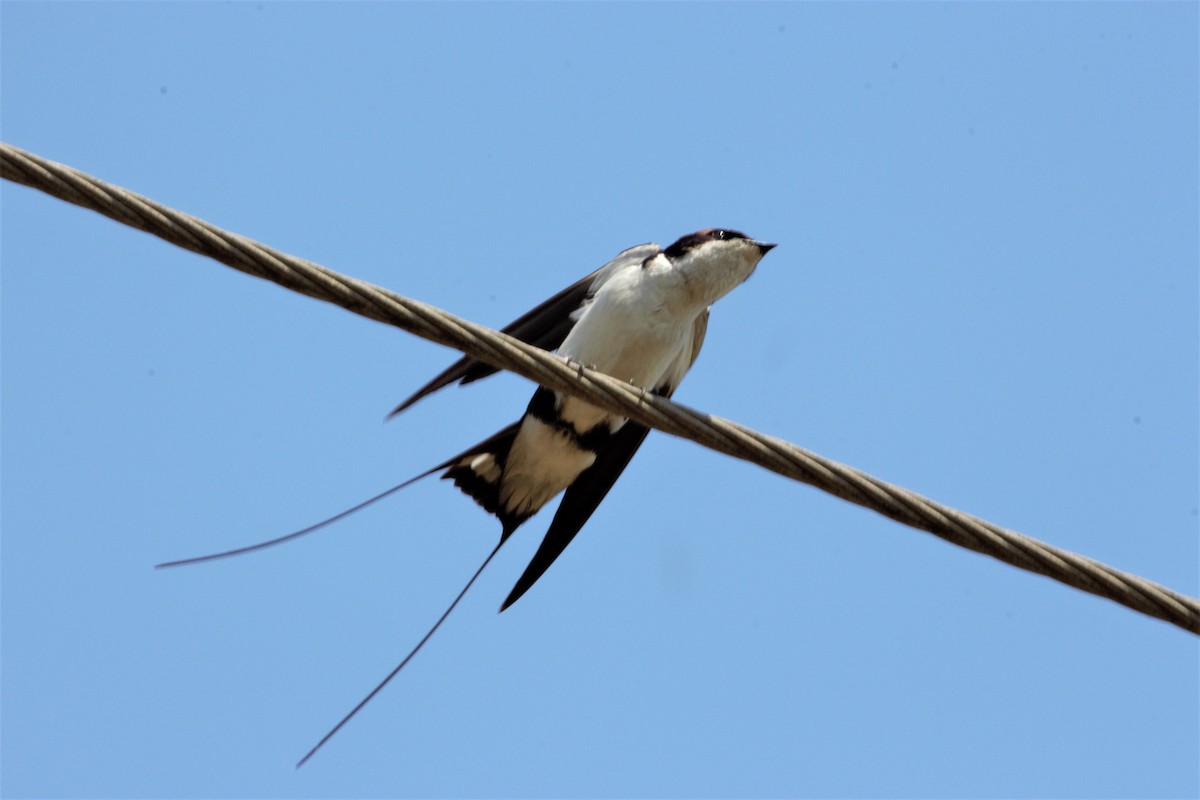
389 243 661 418
388 274 595 417
499 419 652 611
498 307 711 611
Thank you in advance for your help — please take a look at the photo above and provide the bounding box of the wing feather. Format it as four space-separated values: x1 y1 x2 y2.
388 272 598 417
499 420 651 611
498 324 697 612
388 244 659 417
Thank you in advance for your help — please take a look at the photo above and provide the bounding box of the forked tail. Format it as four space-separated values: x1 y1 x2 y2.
155 422 528 768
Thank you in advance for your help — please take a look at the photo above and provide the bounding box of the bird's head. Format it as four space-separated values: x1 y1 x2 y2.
659 229 776 305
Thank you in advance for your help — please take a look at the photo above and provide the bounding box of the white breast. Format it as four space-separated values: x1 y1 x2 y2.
556 263 699 431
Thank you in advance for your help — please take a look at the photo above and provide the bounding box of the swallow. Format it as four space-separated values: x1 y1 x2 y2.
158 228 776 765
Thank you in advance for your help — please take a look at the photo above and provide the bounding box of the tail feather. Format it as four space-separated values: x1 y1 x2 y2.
158 422 527 569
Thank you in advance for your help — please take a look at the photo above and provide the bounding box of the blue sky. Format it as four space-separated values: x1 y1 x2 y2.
3 3 1197 798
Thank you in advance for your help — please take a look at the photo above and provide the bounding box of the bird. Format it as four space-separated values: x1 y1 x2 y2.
157 228 775 765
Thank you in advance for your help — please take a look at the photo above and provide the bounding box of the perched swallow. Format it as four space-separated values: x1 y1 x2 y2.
159 228 775 765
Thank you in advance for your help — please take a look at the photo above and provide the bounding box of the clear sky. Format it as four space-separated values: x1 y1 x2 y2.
3 3 1197 798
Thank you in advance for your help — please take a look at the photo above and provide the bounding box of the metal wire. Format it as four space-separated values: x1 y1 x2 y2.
4 140 1196 635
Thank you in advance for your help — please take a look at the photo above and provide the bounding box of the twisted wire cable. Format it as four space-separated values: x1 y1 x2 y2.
4 141 1196 635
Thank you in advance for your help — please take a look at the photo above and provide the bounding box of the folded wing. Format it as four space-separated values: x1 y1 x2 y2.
389 244 659 417
499 309 710 609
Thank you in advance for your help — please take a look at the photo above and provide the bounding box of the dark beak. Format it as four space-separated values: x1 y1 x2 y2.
755 242 777 255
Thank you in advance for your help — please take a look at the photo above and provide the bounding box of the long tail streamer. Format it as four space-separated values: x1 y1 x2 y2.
296 541 505 768
154 468 441 568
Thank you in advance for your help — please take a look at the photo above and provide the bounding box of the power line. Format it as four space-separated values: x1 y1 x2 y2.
3 140 1196 635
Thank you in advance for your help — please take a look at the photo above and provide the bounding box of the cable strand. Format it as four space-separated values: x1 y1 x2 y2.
3 140 1195 635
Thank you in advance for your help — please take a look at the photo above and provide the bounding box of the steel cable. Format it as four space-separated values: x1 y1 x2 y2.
4 141 1195 635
